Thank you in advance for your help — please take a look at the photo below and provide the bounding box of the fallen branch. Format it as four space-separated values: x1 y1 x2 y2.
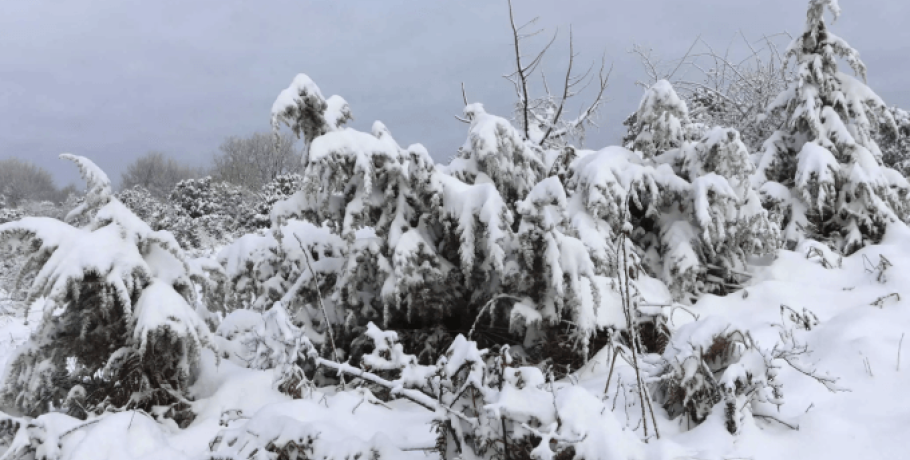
870 293 900 309
753 412 799 431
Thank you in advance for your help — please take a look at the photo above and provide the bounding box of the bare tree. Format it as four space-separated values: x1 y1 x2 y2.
0 158 61 207
501 0 611 148
120 151 199 198
211 131 300 191
629 31 793 150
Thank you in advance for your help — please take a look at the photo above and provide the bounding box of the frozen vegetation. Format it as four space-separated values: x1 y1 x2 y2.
1 1 909 459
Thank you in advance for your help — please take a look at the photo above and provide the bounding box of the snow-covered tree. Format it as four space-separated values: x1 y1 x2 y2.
755 0 909 253
167 176 250 248
0 155 213 419
265 75 519 351
510 177 602 355
243 173 304 230
630 32 794 153
270 73 352 166
448 103 546 209
877 106 910 176
623 80 698 159
670 128 780 294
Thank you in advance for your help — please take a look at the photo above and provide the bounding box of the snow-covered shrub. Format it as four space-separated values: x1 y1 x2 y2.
170 176 244 216
510 177 602 356
755 0 909 253
167 176 251 248
645 318 780 433
218 219 344 334
0 197 23 225
0 210 21 226
0 155 213 420
877 106 910 177
669 127 780 294
242 173 304 230
448 103 546 207
597 81 779 299
265 76 517 351
118 185 210 250
351 325 640 460
116 185 167 223
623 80 699 159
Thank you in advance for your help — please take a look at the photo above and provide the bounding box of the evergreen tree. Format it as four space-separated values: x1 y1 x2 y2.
447 103 547 210
623 80 699 159
755 0 909 253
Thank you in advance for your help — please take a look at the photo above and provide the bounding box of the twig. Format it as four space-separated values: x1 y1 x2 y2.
60 418 102 438
862 355 874 377
870 293 900 309
618 225 653 439
603 346 619 396
467 294 522 340
753 413 799 431
668 304 700 326
898 333 904 372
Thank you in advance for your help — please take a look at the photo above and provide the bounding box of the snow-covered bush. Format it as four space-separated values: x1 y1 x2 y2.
647 309 840 435
0 208 22 226
599 81 778 299
213 317 641 460
645 318 782 433
566 132 774 301
0 155 213 420
623 80 698 159
448 103 546 207
668 127 779 294
755 0 909 253
219 219 343 324
242 173 304 230
256 76 519 354
877 106 910 177
510 177 602 355
164 176 252 249
117 185 211 251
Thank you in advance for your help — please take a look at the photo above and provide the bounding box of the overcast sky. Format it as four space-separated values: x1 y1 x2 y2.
2 0 908 187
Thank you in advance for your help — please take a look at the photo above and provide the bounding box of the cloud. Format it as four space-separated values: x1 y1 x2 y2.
1 0 907 186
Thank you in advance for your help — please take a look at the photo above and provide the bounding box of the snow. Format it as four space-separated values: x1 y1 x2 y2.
4 188 910 460
132 280 212 357
4 7 910 458
795 142 839 211
431 172 511 279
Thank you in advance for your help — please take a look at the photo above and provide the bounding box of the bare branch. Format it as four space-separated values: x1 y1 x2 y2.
507 0 531 139
539 26 574 146
667 34 702 81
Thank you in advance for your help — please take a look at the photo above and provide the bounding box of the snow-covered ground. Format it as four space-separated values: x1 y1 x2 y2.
2 225 908 460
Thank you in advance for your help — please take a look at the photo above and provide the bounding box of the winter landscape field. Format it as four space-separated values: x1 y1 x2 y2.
1 0 909 458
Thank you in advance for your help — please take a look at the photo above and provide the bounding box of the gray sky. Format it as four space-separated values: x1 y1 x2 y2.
2 0 908 188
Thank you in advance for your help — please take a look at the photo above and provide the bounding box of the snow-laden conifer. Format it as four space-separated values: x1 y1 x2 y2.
623 80 698 159
0 155 213 418
755 0 908 252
